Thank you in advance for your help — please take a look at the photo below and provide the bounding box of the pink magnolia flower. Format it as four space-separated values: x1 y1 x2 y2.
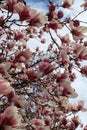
3 0 26 12
26 70 38 81
41 38 46 44
71 28 84 41
0 16 4 26
60 80 75 97
57 10 64 19
71 26 87 41
48 20 63 30
0 106 22 127
60 116 67 126
77 100 84 111
14 49 31 63
71 117 80 128
73 44 87 60
0 62 11 77
29 12 48 27
81 66 87 77
81 0 87 9
42 108 52 115
0 79 14 95
48 2 56 12
4 0 17 12
84 41 87 46
8 41 15 50
7 90 15 102
14 1 47 27
14 30 24 41
58 34 70 45
0 64 7 76
32 118 46 130
0 113 4 126
73 20 80 27
13 95 29 108
14 2 32 21
60 49 68 64
84 125 87 130
39 62 54 75
32 118 45 126
80 48 87 60
47 11 57 21
0 27 4 36
72 44 83 58
68 101 84 112
62 0 74 8
44 117 51 126
65 121 76 130
55 111 63 117
56 72 68 82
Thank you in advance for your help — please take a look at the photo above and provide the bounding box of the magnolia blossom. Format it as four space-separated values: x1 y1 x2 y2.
70 25 87 41
81 0 87 9
0 64 8 76
3 0 26 12
0 106 22 128
84 125 87 130
68 100 85 112
59 80 76 97
0 16 4 26
57 10 64 19
65 121 76 130
62 0 74 8
60 49 68 64
58 34 70 45
7 41 15 50
13 95 29 108
0 62 11 77
14 49 31 63
29 12 48 27
7 90 15 102
47 11 57 21
14 2 47 27
56 72 68 82
39 62 54 75
26 70 38 81
48 19 63 30
4 0 18 12
48 2 56 12
81 66 87 77
14 2 32 21
71 28 84 41
32 118 45 126
14 30 24 41
44 116 51 126
72 44 87 60
32 118 46 130
0 79 14 95
73 20 80 27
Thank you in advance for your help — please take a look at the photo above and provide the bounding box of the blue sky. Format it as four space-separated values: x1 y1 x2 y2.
27 0 48 12
26 0 48 3
26 0 58 6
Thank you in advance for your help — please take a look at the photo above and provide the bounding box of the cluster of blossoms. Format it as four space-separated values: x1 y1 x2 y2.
0 0 87 130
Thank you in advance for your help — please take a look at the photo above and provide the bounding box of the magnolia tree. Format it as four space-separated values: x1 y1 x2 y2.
0 0 87 130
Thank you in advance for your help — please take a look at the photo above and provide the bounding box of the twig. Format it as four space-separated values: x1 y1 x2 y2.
72 9 87 20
